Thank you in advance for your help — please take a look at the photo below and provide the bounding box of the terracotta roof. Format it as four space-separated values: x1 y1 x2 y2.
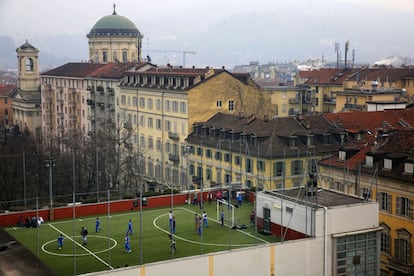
346 68 414 82
41 63 106 78
0 84 16 97
323 109 414 142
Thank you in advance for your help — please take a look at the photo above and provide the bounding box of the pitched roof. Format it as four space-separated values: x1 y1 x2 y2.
188 112 347 158
87 62 147 79
297 68 356 85
346 67 414 82
0 84 16 97
323 109 414 144
41 63 106 78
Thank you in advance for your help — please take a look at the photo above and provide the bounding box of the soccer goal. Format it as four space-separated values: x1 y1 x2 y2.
216 199 235 227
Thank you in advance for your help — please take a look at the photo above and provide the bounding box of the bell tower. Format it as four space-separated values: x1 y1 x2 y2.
16 39 40 91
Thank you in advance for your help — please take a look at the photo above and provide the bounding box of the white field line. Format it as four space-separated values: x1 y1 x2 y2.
181 207 269 244
48 223 114 270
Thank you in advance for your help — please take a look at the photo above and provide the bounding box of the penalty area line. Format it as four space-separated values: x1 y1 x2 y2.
48 224 114 270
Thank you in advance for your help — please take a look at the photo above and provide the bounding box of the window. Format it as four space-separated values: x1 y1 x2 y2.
25 58 34 71
323 134 332 145
179 102 186 113
206 149 211 158
291 160 303 176
147 98 153 109
133 97 138 107
103 51 108 63
172 101 178 112
156 99 161 110
113 51 118 61
4 98 8 104
215 151 222 161
156 139 161 151
384 158 392 170
273 161 285 177
365 155 373 167
395 229 412 265
148 117 153 128
139 97 145 108
228 100 235 111
148 137 153 149
396 196 412 218
196 147 202 156
165 120 171 131
378 192 391 213
246 158 253 173
235 156 241 166
217 100 222 108
335 232 378 276
206 168 211 180
289 136 297 148
121 95 126 105
156 119 161 130
140 116 145 127
282 104 287 113
122 50 128 62
404 163 414 175
257 160 265 171
362 187 371 200
306 135 314 147
224 153 231 162
380 223 391 255
165 100 171 111
338 150 346 161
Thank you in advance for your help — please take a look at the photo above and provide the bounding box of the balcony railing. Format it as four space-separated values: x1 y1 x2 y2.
168 153 180 163
168 131 180 140
288 97 300 104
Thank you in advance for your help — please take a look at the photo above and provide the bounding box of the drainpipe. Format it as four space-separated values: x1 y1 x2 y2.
323 206 328 276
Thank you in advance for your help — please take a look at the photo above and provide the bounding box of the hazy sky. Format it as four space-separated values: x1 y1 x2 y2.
1 0 414 67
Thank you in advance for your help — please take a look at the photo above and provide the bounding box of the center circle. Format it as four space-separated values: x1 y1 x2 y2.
42 235 118 257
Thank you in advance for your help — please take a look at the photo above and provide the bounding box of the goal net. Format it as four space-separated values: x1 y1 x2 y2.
216 199 235 227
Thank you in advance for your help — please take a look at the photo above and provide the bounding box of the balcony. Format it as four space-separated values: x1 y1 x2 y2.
87 99 95 106
56 98 64 104
69 88 76 94
107 87 114 95
288 97 300 104
96 86 104 93
87 86 95 92
69 101 77 106
387 257 414 274
168 131 180 140
107 104 115 111
168 153 180 163
69 115 77 121
57 112 64 118
97 102 105 108
192 175 202 183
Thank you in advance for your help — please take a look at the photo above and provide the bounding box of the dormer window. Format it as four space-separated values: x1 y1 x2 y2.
289 136 298 148
306 135 314 147
340 133 347 144
384 158 392 170
323 134 332 145
365 155 373 167
338 150 346 161
251 135 257 146
354 132 363 141
404 162 414 175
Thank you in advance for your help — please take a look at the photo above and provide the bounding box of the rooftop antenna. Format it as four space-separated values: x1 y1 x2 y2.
334 42 340 69
352 49 355 68
344 41 349 69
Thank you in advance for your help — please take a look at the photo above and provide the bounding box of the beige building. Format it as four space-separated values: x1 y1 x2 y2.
11 40 42 134
118 67 276 191
87 5 143 63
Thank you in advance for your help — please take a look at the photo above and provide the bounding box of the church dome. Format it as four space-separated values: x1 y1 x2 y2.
87 7 142 37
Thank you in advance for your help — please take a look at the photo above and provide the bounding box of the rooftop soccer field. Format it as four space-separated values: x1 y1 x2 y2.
5 201 279 275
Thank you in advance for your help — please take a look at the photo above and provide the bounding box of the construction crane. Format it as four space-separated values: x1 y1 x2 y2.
147 50 196 67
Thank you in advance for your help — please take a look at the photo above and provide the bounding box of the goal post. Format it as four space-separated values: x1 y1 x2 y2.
216 199 235 227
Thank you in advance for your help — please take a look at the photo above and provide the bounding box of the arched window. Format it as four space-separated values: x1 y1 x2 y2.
25 58 34 71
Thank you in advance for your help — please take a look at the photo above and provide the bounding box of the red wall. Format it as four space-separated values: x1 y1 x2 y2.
0 193 188 227
256 217 306 240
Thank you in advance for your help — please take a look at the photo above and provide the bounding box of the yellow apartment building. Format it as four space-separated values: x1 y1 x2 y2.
319 110 414 276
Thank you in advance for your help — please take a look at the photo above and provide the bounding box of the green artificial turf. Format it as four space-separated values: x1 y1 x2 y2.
5 201 279 275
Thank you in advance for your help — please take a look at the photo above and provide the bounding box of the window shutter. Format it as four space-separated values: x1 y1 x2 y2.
410 199 413 219
395 238 400 259
387 194 391 213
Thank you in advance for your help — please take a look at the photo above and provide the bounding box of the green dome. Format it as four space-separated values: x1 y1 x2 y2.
87 11 141 37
